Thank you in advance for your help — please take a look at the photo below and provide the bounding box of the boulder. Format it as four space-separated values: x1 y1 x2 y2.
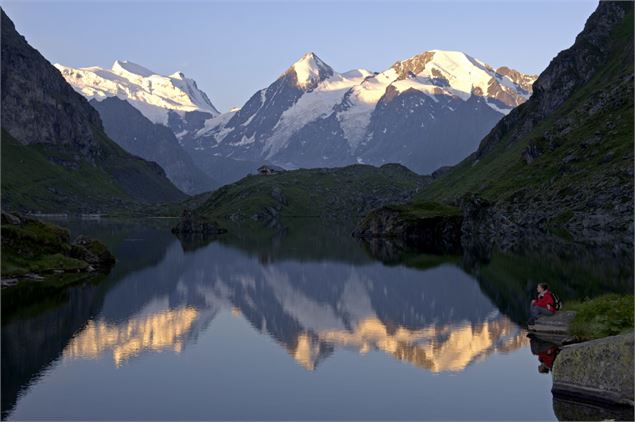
71 235 116 269
552 332 634 407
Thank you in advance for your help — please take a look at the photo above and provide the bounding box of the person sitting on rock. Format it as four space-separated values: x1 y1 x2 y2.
528 282 556 324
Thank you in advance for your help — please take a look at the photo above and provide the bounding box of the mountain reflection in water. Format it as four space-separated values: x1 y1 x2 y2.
2 219 632 420
62 302 527 373
58 237 529 372
64 307 199 366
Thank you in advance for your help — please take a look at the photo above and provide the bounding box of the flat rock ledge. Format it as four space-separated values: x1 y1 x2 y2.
528 311 577 344
552 332 634 407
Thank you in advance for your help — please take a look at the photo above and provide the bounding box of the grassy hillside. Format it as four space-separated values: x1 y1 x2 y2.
94 129 187 204
1 131 131 212
194 164 429 224
410 4 633 234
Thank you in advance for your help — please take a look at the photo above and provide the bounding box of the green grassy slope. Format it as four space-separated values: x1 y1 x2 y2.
1 131 132 212
2 127 187 212
195 164 429 223
94 129 187 204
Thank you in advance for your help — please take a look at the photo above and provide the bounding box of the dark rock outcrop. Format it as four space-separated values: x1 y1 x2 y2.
171 209 227 235
353 207 463 255
0 10 103 159
70 235 116 270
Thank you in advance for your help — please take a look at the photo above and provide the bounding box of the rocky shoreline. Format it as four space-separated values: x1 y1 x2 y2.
356 198 634 414
1 211 115 288
353 206 462 255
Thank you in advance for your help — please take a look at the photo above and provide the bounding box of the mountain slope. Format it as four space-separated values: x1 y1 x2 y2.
191 51 536 173
90 97 216 194
193 164 429 225
2 130 127 212
411 1 634 238
1 9 186 212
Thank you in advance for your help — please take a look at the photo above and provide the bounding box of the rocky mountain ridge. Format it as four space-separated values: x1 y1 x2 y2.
189 50 536 173
90 97 216 194
58 50 536 177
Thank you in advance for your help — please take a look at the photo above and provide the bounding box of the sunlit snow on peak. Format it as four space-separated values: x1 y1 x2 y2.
55 60 220 125
289 52 334 88
111 59 155 78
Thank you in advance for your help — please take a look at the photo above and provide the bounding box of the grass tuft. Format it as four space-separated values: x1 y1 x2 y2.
567 294 634 340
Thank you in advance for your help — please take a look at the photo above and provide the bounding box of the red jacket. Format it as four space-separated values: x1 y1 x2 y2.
538 346 560 369
534 290 556 313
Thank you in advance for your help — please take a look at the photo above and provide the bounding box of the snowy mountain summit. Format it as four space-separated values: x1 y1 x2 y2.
190 50 537 173
287 52 334 89
57 51 536 175
55 60 219 126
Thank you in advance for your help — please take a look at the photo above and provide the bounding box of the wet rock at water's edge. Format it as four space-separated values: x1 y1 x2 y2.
528 311 577 345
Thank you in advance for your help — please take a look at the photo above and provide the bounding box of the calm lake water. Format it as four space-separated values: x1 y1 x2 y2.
2 218 632 420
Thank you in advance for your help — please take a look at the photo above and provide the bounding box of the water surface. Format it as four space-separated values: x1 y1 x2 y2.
2 219 632 420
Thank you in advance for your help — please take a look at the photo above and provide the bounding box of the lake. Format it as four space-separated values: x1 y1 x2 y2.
2 218 632 420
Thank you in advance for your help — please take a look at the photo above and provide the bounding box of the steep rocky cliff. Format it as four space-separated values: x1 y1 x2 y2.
0 11 103 160
476 1 632 157
90 97 216 195
409 1 634 243
0 9 185 211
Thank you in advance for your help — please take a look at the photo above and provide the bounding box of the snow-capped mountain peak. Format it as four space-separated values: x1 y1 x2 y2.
55 60 220 126
170 71 186 80
386 49 537 109
111 59 154 78
288 52 334 88
192 49 537 174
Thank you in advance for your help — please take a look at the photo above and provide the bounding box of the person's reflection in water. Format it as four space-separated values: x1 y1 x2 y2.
529 336 560 374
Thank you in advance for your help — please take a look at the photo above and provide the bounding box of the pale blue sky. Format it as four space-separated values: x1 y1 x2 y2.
2 0 598 112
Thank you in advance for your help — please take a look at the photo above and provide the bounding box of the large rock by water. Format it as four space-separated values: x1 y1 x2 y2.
552 331 634 407
528 311 577 344
353 205 462 255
